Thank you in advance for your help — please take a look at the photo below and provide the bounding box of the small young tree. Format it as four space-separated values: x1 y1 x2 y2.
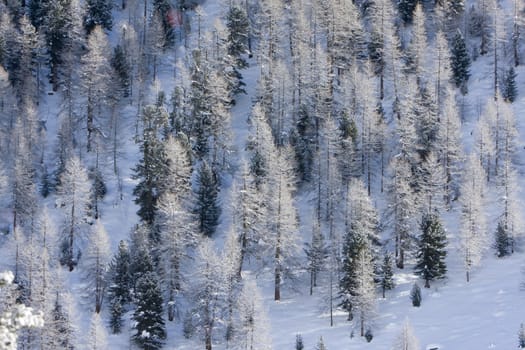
494 220 511 257
295 334 304 350
392 319 419 350
380 252 395 298
410 283 421 307
519 323 525 348
315 336 327 350
304 217 328 295
87 312 107 350
236 278 271 350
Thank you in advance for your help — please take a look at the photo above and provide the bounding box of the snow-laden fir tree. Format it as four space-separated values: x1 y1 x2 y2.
295 334 304 350
132 271 166 350
82 220 110 313
56 155 91 271
519 323 525 348
460 153 488 282
415 213 447 288
398 0 417 24
392 319 419 350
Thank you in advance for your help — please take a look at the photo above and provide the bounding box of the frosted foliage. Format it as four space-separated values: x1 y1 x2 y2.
87 312 107 350
0 271 43 350
460 153 488 277
347 179 379 245
235 278 271 350
392 319 419 350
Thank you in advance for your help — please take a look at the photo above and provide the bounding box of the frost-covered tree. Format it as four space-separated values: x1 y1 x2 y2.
295 334 304 350
81 26 112 152
190 239 225 350
56 155 91 271
460 153 488 282
315 336 327 350
83 220 110 313
415 213 447 288
265 146 300 301
387 156 416 269
235 277 271 350
392 319 420 350
304 217 328 295
132 271 166 350
87 312 107 350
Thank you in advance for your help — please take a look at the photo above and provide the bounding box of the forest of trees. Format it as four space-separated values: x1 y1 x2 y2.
1 0 525 348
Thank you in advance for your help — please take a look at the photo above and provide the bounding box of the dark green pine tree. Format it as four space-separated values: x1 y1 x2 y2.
132 271 166 350
226 5 249 97
111 45 131 98
398 0 417 24
194 161 221 237
339 222 366 321
132 105 169 227
290 105 316 184
108 240 132 334
29 0 49 29
226 5 249 66
414 213 447 288
450 31 471 94
380 252 395 298
84 0 113 33
495 220 511 257
502 67 518 103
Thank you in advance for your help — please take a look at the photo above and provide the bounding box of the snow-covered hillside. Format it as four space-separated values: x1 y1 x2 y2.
2 0 525 349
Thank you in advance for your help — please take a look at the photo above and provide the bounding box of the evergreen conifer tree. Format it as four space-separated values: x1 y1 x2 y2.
304 219 328 295
450 31 471 93
194 161 221 237
108 240 132 333
398 0 417 24
315 336 327 350
132 271 166 350
410 283 421 307
502 66 518 102
415 214 447 288
84 0 113 33
519 323 525 348
495 220 511 257
111 45 131 98
380 252 395 298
